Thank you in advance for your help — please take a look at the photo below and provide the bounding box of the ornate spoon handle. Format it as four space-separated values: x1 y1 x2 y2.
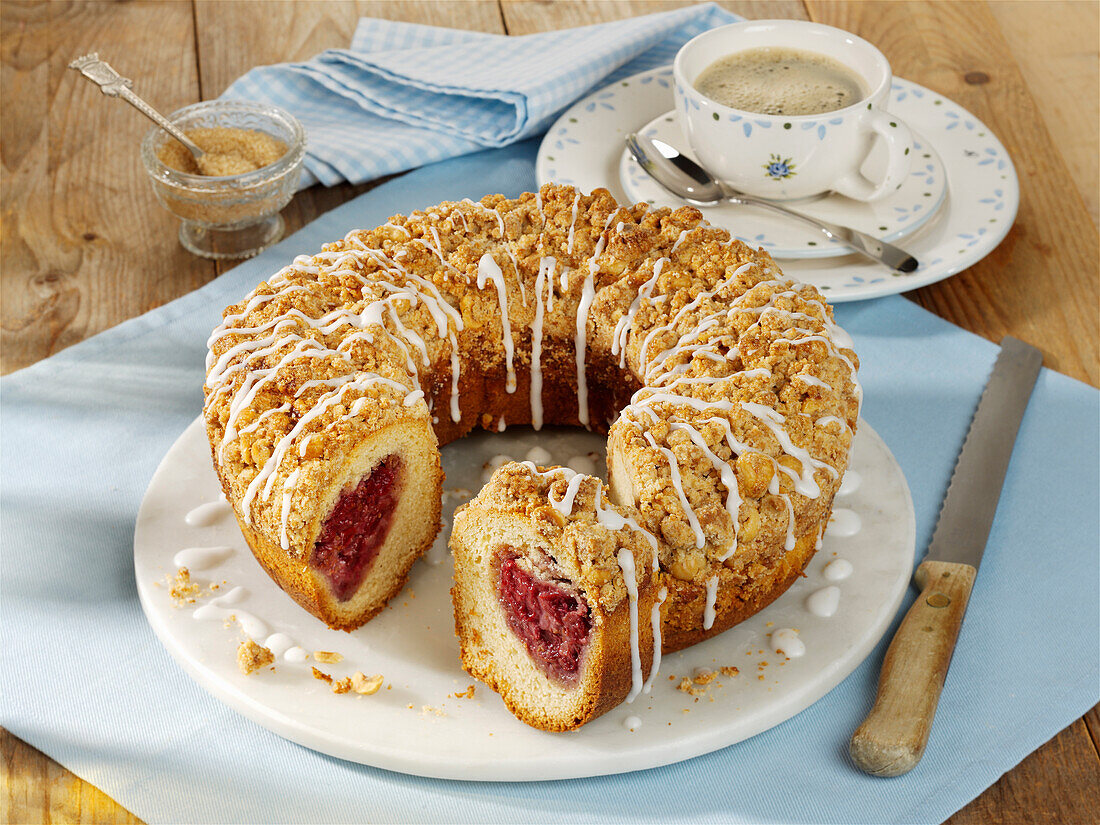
68 53 205 159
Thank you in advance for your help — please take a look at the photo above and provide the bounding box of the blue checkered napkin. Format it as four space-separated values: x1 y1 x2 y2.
220 3 739 188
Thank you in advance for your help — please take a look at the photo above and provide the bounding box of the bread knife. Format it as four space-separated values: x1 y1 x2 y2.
849 336 1043 777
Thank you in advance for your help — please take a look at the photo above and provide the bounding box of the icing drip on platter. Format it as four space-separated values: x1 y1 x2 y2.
807 585 840 617
173 545 234 570
823 558 853 581
185 501 232 527
770 627 805 658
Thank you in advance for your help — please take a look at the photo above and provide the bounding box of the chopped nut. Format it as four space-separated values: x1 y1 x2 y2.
351 672 384 695
237 639 274 675
313 650 343 664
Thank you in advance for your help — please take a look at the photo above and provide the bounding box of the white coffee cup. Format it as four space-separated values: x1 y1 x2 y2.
673 20 913 202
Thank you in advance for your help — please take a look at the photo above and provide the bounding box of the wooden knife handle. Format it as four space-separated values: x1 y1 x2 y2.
849 559 977 776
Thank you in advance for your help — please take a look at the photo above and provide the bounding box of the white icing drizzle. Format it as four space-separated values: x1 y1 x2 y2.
520 463 659 570
667 421 741 560
611 258 665 368
637 262 753 374
264 632 296 658
575 267 596 428
623 715 642 731
525 446 552 465
771 627 805 658
670 228 690 255
823 558 853 581
617 547 643 703
807 585 840 617
529 257 556 430
477 253 516 393
702 575 719 630
642 432 705 549
298 433 317 458
781 493 796 551
642 585 667 694
830 508 862 537
284 646 309 662
184 501 231 527
741 401 837 494
574 208 620 428
837 470 862 497
172 545 233 570
193 587 268 638
241 374 416 523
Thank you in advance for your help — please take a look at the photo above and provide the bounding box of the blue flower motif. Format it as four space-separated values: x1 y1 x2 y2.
763 154 797 180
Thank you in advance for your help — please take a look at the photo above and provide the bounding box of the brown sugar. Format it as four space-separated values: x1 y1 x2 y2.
157 127 287 177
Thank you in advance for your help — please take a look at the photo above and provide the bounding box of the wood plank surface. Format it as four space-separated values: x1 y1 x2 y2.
988 0 1099 229
1 1 1097 823
807 0 1098 386
1 0 215 375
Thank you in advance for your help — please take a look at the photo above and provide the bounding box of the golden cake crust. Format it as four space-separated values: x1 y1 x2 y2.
203 183 859 645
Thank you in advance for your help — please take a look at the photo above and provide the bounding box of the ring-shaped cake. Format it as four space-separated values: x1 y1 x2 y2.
203 184 860 727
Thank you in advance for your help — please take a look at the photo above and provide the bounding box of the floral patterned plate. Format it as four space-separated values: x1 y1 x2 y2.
619 110 947 260
537 67 1019 302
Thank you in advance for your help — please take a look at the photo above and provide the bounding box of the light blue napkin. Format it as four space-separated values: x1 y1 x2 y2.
221 4 739 188
2 140 1097 824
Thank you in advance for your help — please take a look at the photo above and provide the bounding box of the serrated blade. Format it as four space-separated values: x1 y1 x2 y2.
924 336 1042 569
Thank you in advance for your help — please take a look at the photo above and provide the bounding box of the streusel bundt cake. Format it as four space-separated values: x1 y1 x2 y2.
451 462 662 730
203 183 860 719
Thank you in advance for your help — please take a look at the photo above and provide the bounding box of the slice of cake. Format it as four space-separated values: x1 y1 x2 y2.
451 462 664 731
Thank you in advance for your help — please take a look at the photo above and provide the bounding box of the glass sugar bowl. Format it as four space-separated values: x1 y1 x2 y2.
141 100 305 260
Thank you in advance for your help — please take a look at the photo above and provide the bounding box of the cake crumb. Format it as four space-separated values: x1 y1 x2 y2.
332 677 353 694
421 705 446 717
692 668 718 685
237 639 274 675
168 567 204 606
312 667 333 684
719 666 740 677
313 650 343 664
452 684 476 699
677 677 707 698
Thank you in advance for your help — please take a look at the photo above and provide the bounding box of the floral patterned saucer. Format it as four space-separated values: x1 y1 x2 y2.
537 67 1018 302
619 110 947 260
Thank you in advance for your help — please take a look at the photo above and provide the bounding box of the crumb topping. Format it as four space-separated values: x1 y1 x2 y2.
204 183 859 621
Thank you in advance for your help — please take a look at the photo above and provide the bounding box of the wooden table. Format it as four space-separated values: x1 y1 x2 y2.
2 1 1097 821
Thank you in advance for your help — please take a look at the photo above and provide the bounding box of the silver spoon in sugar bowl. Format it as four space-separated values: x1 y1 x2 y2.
69 53 207 165
626 133 919 273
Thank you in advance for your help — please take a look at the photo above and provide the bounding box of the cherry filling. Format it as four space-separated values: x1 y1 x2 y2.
310 455 403 602
496 551 592 684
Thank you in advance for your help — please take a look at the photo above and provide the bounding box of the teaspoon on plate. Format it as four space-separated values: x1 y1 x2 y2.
625 133 919 273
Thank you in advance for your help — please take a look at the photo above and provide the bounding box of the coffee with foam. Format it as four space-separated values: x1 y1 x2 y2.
694 47 867 116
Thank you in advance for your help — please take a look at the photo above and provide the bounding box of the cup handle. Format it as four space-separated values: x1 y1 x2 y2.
833 109 914 202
